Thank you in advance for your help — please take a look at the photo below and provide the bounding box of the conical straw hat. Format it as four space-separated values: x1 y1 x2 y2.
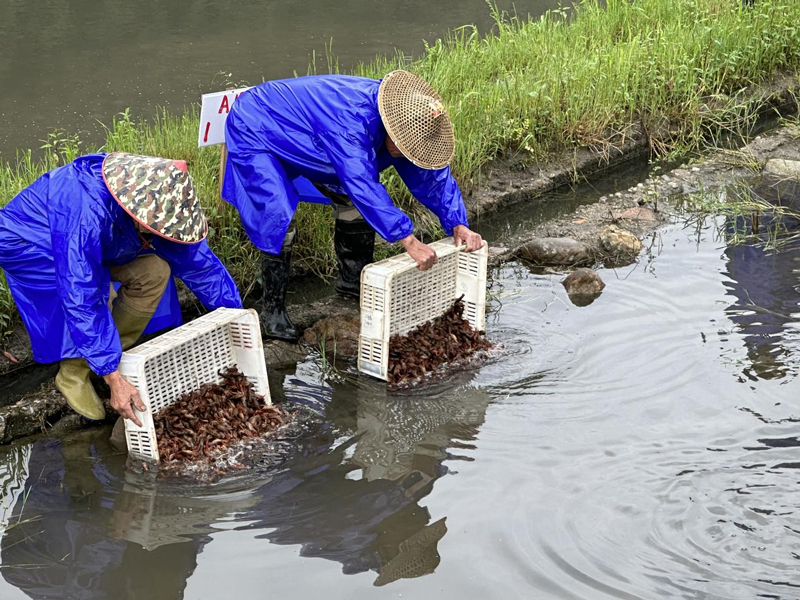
378 71 455 170
102 153 208 244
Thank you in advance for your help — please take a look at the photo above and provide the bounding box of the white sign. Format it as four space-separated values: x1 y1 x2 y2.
198 87 251 147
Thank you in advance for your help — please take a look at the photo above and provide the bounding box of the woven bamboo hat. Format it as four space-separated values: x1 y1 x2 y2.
378 70 455 170
102 153 208 244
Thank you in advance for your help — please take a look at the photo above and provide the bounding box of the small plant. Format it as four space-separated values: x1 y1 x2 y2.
0 277 14 342
40 130 83 167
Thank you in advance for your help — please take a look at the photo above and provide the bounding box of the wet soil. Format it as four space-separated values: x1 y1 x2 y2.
467 71 800 221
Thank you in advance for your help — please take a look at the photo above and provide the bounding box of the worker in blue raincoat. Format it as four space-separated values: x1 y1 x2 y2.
0 153 242 424
223 70 483 341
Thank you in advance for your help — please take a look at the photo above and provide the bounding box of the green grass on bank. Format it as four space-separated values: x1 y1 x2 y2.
2 0 800 341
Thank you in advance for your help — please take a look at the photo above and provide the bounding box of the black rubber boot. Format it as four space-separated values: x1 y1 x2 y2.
260 250 299 342
334 220 375 299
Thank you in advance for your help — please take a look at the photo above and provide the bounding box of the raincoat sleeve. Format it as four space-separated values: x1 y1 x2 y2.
392 161 469 235
48 196 120 376
153 239 243 310
319 130 415 243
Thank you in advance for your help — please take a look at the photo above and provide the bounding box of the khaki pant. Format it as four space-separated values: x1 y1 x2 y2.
108 254 171 317
281 185 365 252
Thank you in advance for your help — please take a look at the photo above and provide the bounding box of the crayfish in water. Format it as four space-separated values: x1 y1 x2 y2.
387 295 492 386
154 366 288 464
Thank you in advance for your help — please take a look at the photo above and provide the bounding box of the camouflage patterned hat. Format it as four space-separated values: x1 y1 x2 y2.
102 153 207 244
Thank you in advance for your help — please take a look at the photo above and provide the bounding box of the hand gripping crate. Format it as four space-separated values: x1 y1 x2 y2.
118 308 270 462
358 237 488 381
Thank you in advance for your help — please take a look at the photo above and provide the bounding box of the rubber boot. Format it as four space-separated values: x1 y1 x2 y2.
260 250 299 342
334 220 375 299
55 359 106 421
55 301 152 424
112 301 152 352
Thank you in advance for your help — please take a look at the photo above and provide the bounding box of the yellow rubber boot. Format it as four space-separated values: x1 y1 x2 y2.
112 301 153 351
55 359 106 421
55 303 152 422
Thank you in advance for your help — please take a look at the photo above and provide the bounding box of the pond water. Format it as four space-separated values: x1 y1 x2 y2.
0 201 797 599
0 0 561 160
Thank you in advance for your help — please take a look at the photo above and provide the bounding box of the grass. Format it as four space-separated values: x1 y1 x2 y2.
2 0 800 341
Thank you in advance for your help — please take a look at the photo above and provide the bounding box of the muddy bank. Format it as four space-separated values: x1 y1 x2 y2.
466 72 800 220
2 105 800 445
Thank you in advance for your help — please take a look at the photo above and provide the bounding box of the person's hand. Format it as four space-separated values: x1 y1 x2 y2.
104 371 146 427
400 234 438 271
453 225 484 252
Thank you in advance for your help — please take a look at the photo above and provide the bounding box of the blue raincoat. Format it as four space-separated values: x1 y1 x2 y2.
222 75 469 254
0 154 243 377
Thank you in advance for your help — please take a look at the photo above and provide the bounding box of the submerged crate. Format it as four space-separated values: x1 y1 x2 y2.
358 237 488 381
119 308 270 463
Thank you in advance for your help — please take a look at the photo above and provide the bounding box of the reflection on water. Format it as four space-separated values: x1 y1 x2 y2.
720 200 800 381
0 362 493 597
724 240 800 381
0 212 798 599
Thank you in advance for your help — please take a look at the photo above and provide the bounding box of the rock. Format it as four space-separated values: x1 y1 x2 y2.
562 268 605 307
288 295 359 331
302 316 361 358
48 413 87 437
763 158 800 180
614 207 658 222
263 340 308 369
599 225 642 258
514 237 591 266
0 386 68 443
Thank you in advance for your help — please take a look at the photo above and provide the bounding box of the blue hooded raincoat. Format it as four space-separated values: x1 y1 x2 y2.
0 154 243 376
222 75 469 254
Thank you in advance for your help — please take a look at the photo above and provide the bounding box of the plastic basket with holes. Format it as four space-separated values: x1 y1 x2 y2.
118 308 270 462
358 237 488 381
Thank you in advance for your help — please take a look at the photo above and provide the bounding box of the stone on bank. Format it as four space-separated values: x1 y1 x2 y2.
513 237 591 266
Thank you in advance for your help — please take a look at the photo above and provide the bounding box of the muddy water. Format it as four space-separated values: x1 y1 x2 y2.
0 0 561 160
0 205 797 599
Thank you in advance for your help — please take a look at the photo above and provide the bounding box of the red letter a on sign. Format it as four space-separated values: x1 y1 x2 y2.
218 95 230 114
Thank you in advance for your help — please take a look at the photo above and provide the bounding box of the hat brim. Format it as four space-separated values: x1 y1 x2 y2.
102 153 208 244
377 71 455 170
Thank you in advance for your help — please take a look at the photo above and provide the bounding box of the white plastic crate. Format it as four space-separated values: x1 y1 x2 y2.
119 307 270 463
358 237 488 381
